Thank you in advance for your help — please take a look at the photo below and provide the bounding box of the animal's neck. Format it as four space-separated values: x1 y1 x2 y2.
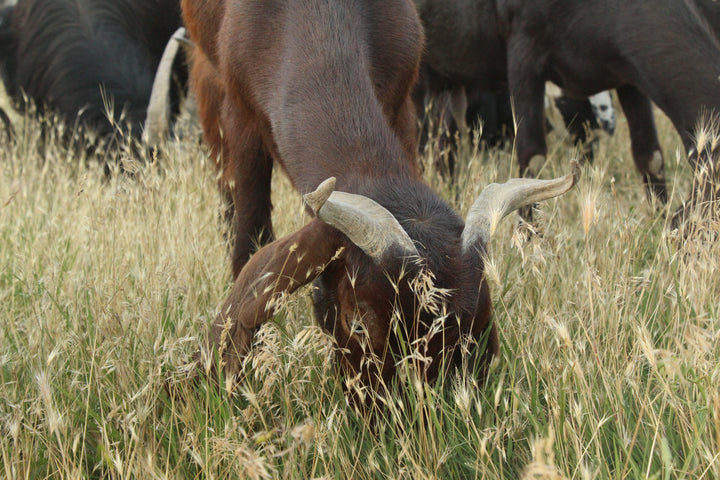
265 3 419 192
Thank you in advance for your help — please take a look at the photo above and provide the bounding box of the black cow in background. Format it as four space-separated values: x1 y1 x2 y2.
415 0 720 227
0 3 13 141
416 72 615 178
0 0 186 152
697 0 720 32
420 84 615 149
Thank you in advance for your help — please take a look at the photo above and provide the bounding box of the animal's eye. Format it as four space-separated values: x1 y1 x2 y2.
350 320 365 335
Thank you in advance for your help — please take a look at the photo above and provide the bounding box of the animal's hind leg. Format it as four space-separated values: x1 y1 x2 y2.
190 54 273 277
220 99 274 279
554 95 598 160
671 136 720 231
507 38 548 222
412 83 460 178
616 85 668 205
0 107 13 142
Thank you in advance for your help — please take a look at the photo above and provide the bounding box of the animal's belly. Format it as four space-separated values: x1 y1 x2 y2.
548 65 622 99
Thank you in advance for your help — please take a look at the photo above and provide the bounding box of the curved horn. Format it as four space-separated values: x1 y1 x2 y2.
304 177 419 262
462 160 580 251
143 27 187 146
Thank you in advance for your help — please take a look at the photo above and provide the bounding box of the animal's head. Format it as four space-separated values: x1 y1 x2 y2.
303 177 489 387
305 166 579 387
212 162 579 391
589 91 616 135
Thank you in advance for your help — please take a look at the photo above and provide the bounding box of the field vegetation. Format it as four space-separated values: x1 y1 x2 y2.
1 87 719 479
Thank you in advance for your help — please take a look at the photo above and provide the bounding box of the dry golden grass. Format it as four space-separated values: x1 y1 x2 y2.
0 90 718 479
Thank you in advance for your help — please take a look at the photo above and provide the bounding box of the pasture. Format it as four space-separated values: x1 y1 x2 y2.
0 89 718 478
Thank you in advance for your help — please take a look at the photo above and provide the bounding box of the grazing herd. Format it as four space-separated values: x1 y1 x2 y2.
1 0 719 399
416 0 720 225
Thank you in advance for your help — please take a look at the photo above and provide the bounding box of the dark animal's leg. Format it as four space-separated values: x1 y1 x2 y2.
435 86 467 178
554 95 597 159
468 91 515 147
671 138 720 230
445 85 468 178
412 68 463 177
0 107 13 142
393 95 422 168
616 85 668 205
220 99 274 279
448 84 468 133
508 69 547 177
507 40 548 221
192 53 273 277
418 88 460 178
468 92 499 145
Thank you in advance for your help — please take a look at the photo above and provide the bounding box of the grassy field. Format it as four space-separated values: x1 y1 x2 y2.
0 88 719 479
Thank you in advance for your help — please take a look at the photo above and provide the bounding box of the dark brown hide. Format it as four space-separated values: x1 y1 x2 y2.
183 0 500 391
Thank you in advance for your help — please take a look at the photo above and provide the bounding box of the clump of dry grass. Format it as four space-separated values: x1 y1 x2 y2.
1 91 719 480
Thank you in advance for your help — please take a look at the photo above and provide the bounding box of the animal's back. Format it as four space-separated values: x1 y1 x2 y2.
216 0 424 193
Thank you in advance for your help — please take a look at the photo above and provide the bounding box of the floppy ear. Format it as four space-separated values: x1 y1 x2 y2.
211 218 342 376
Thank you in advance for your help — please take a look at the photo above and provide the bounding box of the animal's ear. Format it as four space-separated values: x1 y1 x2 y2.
211 218 342 376
462 160 580 251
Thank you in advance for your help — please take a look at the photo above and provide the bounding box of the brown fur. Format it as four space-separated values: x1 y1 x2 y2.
182 0 500 393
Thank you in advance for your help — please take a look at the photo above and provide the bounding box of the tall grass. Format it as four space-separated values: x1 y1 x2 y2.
0 94 718 479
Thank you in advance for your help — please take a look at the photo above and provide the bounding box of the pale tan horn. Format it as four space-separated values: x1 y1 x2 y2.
143 27 186 146
304 177 419 262
462 160 580 251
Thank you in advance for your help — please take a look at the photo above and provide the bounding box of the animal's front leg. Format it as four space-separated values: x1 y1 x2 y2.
507 38 549 222
616 85 668 205
189 55 273 277
220 99 275 278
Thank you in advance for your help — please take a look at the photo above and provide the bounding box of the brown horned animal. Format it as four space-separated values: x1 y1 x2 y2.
181 0 578 395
